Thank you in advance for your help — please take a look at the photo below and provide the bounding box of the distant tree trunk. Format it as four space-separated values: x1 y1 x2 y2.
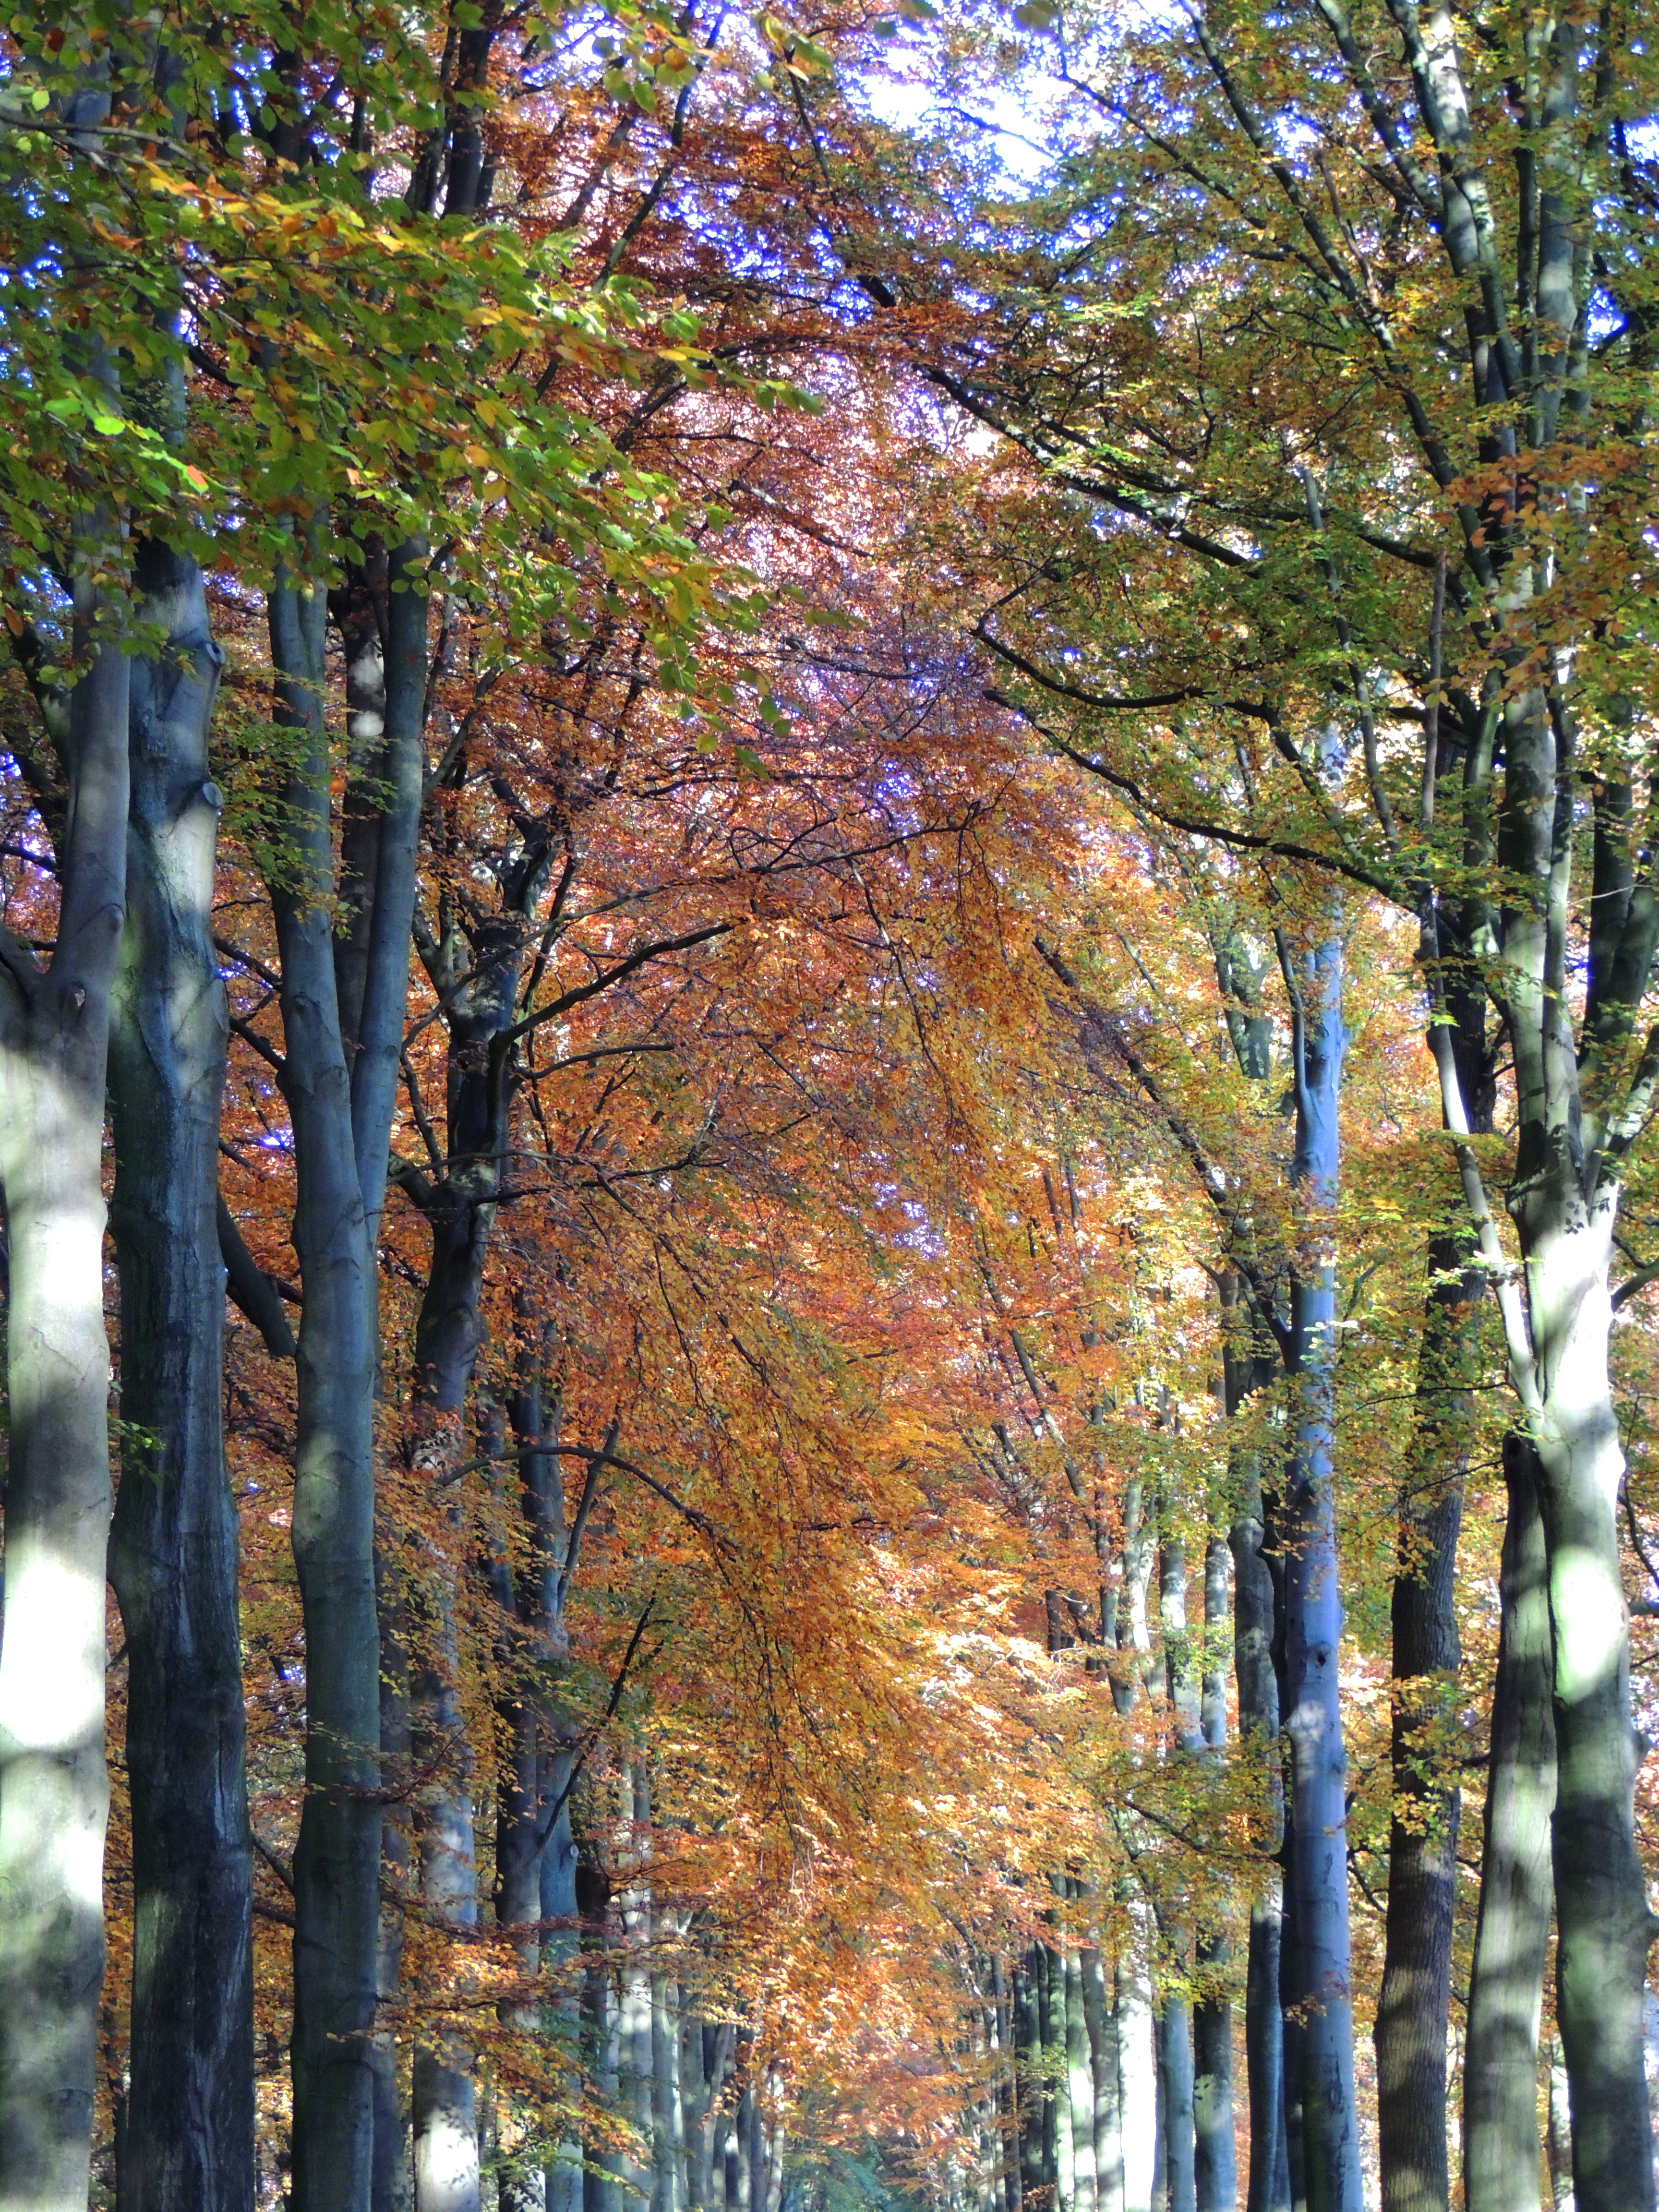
1159 1531 1201 2212
1017 1946 1045 2207
1067 1935 1098 2212
1193 1539 1235 2212
107 538 255 2212
1464 1435 1556 2212
1222 1276 1288 2212
1044 1940 1072 2212
0 601 130 2212
620 1766 656 2205
1374 1226 1477 2212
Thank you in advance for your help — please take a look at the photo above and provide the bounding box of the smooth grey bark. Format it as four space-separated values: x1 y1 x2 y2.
0 599 129 2212
1080 1943 1124 2212
1156 2006 1195 2212
1383 18 1657 2197
107 538 255 2212
267 563 384 2212
1463 1434 1556 2212
1276 917 1361 2212
267 535 428 2212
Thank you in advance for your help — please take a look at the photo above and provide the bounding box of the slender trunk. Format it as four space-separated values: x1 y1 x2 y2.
583 1913 620 2212
540 1761 583 2212
268 562 385 2212
1279 915 1361 2212
1157 2002 1196 2212
107 540 254 2212
1374 1228 1476 2212
0 613 129 2211
1463 1434 1556 2212
493 1369 576 2212
1223 1280 1286 2212
1044 1941 1071 2212
1230 1521 1286 2212
409 1532 481 2212
1193 1545 1235 2212
620 1767 655 2204
1067 1935 1098 2212
409 1298 489 2212
1017 1948 1044 2204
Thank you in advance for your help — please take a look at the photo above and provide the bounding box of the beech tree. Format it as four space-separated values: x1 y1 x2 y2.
6 4 1659 2212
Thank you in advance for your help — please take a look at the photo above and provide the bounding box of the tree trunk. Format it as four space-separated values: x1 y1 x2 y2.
1278 915 1361 2212
1193 1545 1235 2212
1157 2004 1196 2212
0 612 129 2211
1067 1936 1098 2212
1463 1434 1556 2212
1117 1933 1158 2212
1044 1941 1071 2212
1374 1227 1476 2212
268 563 385 2212
1223 1279 1287 2212
107 539 255 2212
1081 1943 1124 2212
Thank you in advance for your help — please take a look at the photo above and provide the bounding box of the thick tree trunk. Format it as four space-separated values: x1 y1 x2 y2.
1374 1228 1476 2212
1533 1249 1656 2211
107 540 255 2212
0 615 129 2212
1278 917 1361 2212
1463 1434 1556 2212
